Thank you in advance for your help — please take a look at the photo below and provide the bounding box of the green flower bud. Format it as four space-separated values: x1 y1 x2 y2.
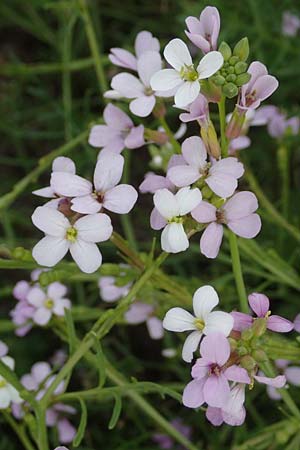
227 66 235 74
241 327 253 341
201 185 213 200
252 349 268 363
240 355 256 371
252 318 267 337
213 74 226 86
235 72 251 86
12 247 33 261
229 55 239 66
235 61 248 75
237 346 248 356
228 338 238 351
233 37 249 61
218 41 232 61
222 82 239 98
226 74 237 82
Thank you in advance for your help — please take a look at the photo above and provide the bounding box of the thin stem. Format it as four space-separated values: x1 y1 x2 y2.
218 95 228 157
36 406 49 450
78 0 108 94
0 130 88 212
228 231 248 313
0 58 99 76
277 144 290 219
2 411 36 450
120 149 138 251
158 116 181 154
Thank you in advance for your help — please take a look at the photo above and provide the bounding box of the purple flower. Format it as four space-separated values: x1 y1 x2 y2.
98 276 131 303
109 30 160 70
206 384 246 426
26 282 71 326
183 333 250 409
11 280 35 336
239 62 279 112
153 418 192 448
88 103 144 154
125 302 164 340
228 136 251 155
167 136 244 198
110 51 162 117
266 360 300 400
231 292 294 333
192 191 261 258
267 110 300 139
185 6 220 53
51 153 138 216
282 12 300 37
179 94 209 125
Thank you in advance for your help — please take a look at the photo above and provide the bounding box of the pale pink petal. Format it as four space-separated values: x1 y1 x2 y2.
161 222 189 253
200 333 230 366
231 311 253 331
252 75 279 102
70 241 102 273
223 191 259 220
125 303 153 324
32 207 69 237
181 136 207 169
129 95 156 117
174 81 200 108
135 31 160 57
163 307 196 332
150 207 166 230
104 184 138 214
88 125 124 151
176 186 202 215
47 282 67 300
182 379 205 408
109 48 137 70
32 186 55 198
146 317 164 340
137 51 162 86
191 357 211 379
191 201 217 223
224 365 250 383
206 407 223 426
203 374 230 408
164 38 192 71
34 308 52 326
167 165 200 187
124 125 145 149
52 156 76 174
254 375 286 388
200 222 223 258
51 172 92 197
32 236 69 267
204 311 234 336
111 73 144 98
197 51 223 79
27 287 46 308
294 313 300 332
248 292 269 317
192 285 219 319
53 298 71 316
154 189 179 219
267 315 294 333
57 418 76 444
75 213 113 243
139 173 173 194
103 103 133 130
93 154 124 192
206 173 238 198
227 214 262 238
71 195 101 214
182 331 202 363
285 367 300 386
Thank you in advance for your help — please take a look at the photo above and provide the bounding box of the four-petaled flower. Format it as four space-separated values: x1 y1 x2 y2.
163 285 233 362
150 38 223 108
185 6 220 54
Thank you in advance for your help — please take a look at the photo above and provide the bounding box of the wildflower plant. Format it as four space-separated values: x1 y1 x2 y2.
0 3 300 450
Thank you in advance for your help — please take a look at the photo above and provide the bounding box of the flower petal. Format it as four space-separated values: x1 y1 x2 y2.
161 223 189 253
150 207 166 230
32 206 69 237
109 48 137 71
111 73 144 98
32 236 69 267
137 50 162 87
150 69 182 91
129 95 156 117
104 185 138 214
124 125 145 149
135 31 160 57
204 311 234 336
164 38 192 71
51 172 92 197
174 81 200 108
192 285 219 319
163 307 196 332
248 292 269 317
203 373 230 408
94 154 124 192
285 367 300 386
176 187 202 215
167 165 200 187
254 375 286 388
200 332 230 366
223 191 259 220
231 311 253 331
197 51 223 79
75 213 113 243
103 103 133 130
206 407 223 426
27 287 46 307
191 201 217 223
267 315 294 333
200 222 223 258
181 136 207 168
153 189 179 219
182 331 202 363
182 379 205 408
71 195 101 214
70 241 102 273
206 172 238 198
227 214 262 238
224 365 250 383
146 317 164 340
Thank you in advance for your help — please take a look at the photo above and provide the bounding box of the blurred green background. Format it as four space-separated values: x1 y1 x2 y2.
0 1 300 449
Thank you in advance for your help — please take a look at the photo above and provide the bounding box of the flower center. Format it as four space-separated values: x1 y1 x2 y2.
199 162 211 177
167 216 184 224
246 90 257 106
92 190 104 203
144 86 154 96
180 65 199 82
0 379 7 388
66 226 77 242
194 318 205 330
216 209 226 224
209 363 221 376
44 298 54 309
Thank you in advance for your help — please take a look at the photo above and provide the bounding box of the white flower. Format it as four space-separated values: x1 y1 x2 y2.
163 285 234 362
0 356 22 409
153 187 202 253
32 206 113 273
150 38 223 108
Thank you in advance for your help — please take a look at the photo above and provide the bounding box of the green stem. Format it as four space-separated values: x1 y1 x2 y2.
40 252 168 406
120 150 138 251
228 231 248 313
0 130 88 212
0 58 100 76
2 411 36 450
218 95 228 157
277 144 289 219
158 116 181 154
78 0 108 94
36 407 49 450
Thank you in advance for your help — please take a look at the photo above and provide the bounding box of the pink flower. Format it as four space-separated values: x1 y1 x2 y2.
206 384 246 426
125 302 164 340
238 62 279 112
51 153 138 215
88 104 144 154
192 191 261 258
109 30 160 70
228 136 251 155
11 280 35 336
267 110 300 138
231 293 294 333
179 94 209 124
33 157 76 200
110 51 162 117
98 276 131 303
163 285 233 362
282 12 300 37
267 360 300 400
185 6 220 53
183 333 250 409
153 187 202 253
167 136 244 198
32 206 113 273
26 282 71 326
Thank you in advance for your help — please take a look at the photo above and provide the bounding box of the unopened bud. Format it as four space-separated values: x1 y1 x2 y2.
236 72 251 86
213 74 226 86
252 318 267 337
241 327 253 341
228 337 238 351
201 120 221 159
144 129 168 145
252 349 268 363
233 37 249 61
229 55 239 66
222 82 238 98
238 346 248 356
240 355 256 371
226 108 246 139
201 79 222 103
218 41 232 61
226 74 237 83
235 61 248 75
201 185 213 200
57 198 73 217
12 247 33 261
